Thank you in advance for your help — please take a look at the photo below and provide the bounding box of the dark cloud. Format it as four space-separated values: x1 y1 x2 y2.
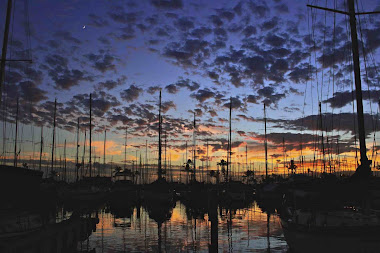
208 71 219 81
288 63 312 83
190 89 215 103
150 0 183 9
163 39 210 66
98 36 111 45
209 15 223 27
257 86 286 106
274 3 289 13
108 11 139 24
71 91 121 118
85 51 117 73
278 113 379 138
248 1 270 18
323 90 380 109
190 27 212 39
265 34 285 47
18 81 48 103
89 13 109 27
147 86 161 95
50 68 92 90
261 17 279 31
219 10 235 21
233 2 243 16
156 27 170 37
53 31 81 44
242 25 257 37
175 79 200 91
162 101 176 113
176 17 194 31
223 96 244 110
246 95 259 104
97 76 127 90
120 85 143 102
45 54 92 90
165 84 178 94
46 40 60 49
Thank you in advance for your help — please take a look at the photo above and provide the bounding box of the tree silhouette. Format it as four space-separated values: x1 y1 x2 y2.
217 159 227 182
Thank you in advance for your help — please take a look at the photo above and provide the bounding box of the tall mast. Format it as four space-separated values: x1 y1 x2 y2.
103 129 106 177
229 97 232 181
319 102 326 173
82 129 86 178
206 139 209 177
124 128 127 170
246 144 248 172
139 152 142 184
347 0 369 174
76 117 80 182
135 150 138 172
193 111 196 181
264 103 268 180
165 130 167 172
89 93 92 177
307 0 380 177
64 139 66 182
227 97 232 182
145 140 148 184
51 98 57 175
39 126 43 171
158 89 162 179
0 0 13 103
13 97 19 167
157 89 162 179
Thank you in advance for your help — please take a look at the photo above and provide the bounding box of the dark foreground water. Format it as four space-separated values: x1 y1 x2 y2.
77 201 288 253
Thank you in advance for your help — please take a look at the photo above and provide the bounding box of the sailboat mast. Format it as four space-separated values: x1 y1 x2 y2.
347 0 369 170
283 137 286 177
0 0 13 103
264 103 268 179
229 97 232 181
319 102 326 173
39 126 43 171
51 98 57 175
64 139 66 181
76 117 79 182
207 139 209 178
82 129 86 178
124 128 127 170
139 152 142 184
158 90 162 179
89 93 92 177
13 97 19 167
246 144 248 172
103 129 106 177
307 0 380 177
145 140 148 184
193 111 196 181
165 130 167 172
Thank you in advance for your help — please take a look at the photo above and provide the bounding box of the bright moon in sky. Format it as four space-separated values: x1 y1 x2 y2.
82 25 86 29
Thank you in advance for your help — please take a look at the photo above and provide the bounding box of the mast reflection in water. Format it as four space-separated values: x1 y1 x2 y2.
78 201 287 252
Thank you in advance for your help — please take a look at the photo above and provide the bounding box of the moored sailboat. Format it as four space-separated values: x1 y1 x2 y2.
280 1 380 252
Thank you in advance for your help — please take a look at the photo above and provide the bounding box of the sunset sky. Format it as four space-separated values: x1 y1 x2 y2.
1 0 380 175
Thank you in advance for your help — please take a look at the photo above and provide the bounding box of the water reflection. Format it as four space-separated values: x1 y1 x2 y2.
78 201 288 252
